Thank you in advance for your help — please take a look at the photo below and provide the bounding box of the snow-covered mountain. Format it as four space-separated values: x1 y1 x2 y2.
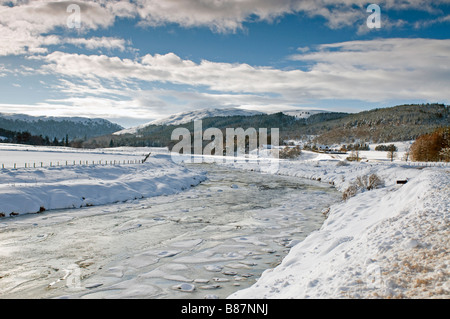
114 107 328 135
282 109 328 119
0 113 123 140
115 108 265 135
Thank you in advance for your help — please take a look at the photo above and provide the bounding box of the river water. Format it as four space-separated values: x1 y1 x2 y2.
0 164 340 299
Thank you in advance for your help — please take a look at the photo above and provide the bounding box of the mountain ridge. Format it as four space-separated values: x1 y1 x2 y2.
0 113 123 141
114 107 328 135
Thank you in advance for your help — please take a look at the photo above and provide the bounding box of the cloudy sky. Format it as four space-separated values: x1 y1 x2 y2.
0 0 449 127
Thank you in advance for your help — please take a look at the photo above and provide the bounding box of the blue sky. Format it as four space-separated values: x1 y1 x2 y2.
0 1 449 128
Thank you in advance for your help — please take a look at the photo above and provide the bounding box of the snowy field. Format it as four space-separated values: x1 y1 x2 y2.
0 144 169 169
0 143 448 299
0 145 202 216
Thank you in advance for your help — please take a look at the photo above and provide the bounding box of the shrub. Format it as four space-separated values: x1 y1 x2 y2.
336 160 349 167
342 174 384 200
342 185 358 201
279 145 302 159
439 147 450 161
375 144 398 152
356 174 384 191
346 150 361 161
410 127 450 162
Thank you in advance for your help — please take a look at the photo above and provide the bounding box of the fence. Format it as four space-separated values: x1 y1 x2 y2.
1 159 145 170
403 161 450 167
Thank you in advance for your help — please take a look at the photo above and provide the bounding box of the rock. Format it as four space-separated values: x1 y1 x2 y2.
403 239 421 249
171 283 196 292
199 284 221 290
85 283 103 289
204 265 223 272
194 278 210 284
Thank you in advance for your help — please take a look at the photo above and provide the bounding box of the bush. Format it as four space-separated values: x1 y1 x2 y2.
375 144 398 152
342 185 358 201
346 150 361 161
410 127 450 162
439 147 450 161
336 160 349 167
356 174 384 191
279 145 302 159
342 174 384 200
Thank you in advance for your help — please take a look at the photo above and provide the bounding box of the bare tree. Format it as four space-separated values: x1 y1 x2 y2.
386 144 398 162
402 145 411 162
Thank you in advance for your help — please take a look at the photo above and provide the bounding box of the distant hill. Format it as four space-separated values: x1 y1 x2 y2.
0 113 123 141
114 107 329 135
80 104 449 149
89 110 346 148
311 104 449 144
115 108 266 135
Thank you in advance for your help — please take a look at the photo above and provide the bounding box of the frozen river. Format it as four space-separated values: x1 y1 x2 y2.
0 164 340 299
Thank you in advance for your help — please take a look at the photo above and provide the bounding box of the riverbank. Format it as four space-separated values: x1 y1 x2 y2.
0 154 205 217
0 162 339 299
225 154 449 299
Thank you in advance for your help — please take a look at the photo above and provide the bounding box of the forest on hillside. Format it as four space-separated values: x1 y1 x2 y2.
81 104 449 149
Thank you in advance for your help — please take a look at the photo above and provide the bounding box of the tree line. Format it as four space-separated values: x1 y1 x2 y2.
410 127 450 162
0 128 71 147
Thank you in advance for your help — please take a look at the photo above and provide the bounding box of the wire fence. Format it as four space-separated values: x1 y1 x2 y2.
403 161 450 167
1 159 145 170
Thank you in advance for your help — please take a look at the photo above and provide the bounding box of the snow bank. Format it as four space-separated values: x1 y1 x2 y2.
225 157 449 299
0 154 205 216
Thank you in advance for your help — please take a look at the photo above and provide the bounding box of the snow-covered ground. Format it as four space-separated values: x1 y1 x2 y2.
0 145 204 216
0 143 448 299
0 143 169 169
222 150 449 299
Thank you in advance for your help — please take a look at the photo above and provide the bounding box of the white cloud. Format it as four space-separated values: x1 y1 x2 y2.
35 38 450 106
289 38 450 101
1 0 449 57
64 37 129 52
2 1 449 122
0 0 132 56
132 0 450 32
133 0 365 32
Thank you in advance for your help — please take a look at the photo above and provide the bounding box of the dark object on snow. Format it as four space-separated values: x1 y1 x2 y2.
397 180 408 184
143 153 152 163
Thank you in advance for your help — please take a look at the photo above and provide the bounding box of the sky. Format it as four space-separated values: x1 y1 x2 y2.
0 0 449 128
